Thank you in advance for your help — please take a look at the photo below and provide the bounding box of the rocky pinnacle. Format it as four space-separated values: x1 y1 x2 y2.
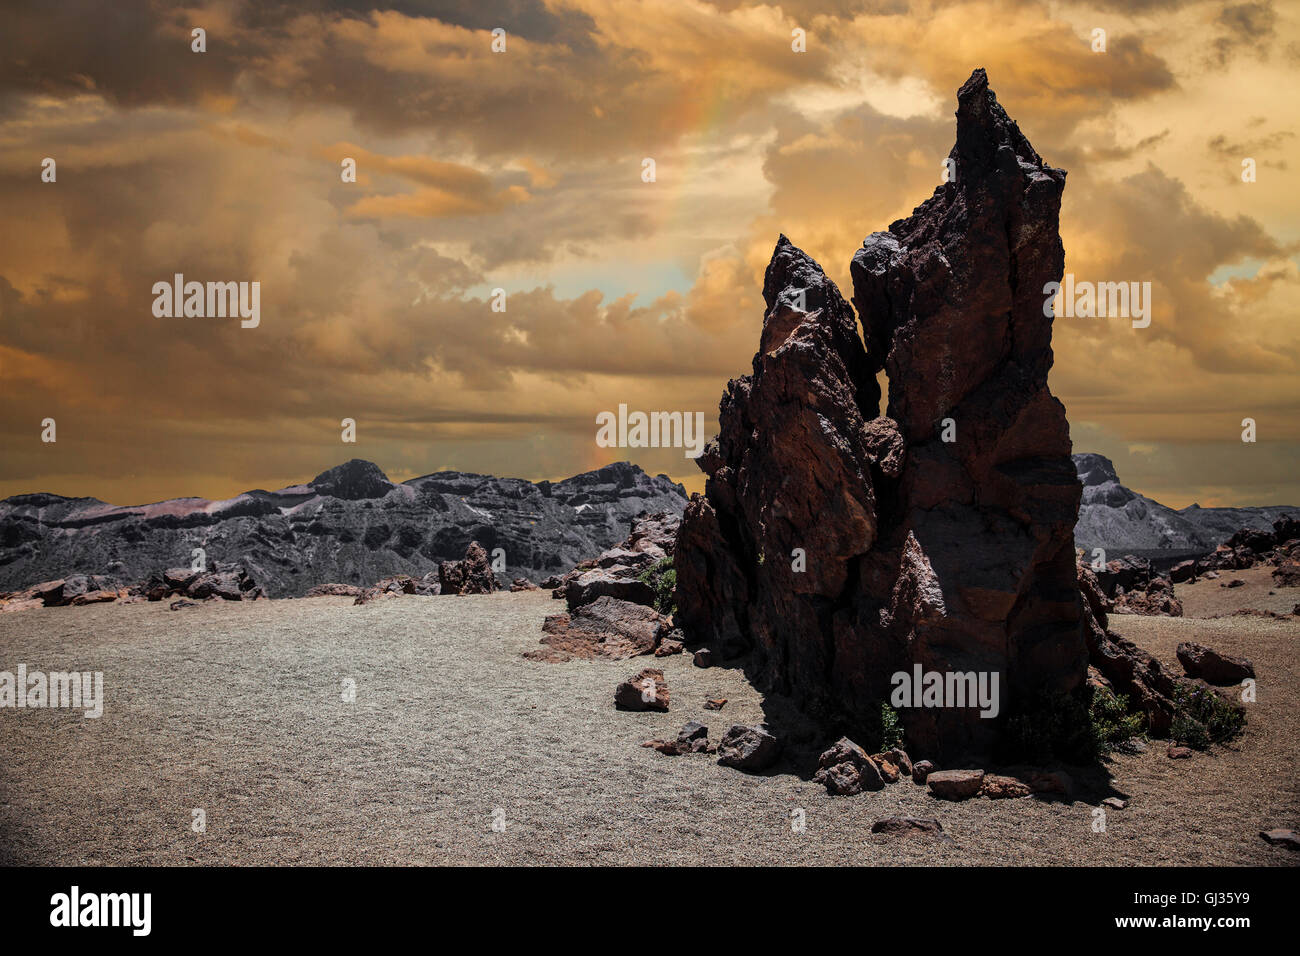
676 69 1088 761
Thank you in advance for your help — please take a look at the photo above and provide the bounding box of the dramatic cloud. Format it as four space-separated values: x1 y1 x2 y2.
1 0 1297 510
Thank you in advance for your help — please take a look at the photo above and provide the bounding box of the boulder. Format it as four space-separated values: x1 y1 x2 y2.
716 724 781 772
927 769 985 801
912 760 936 784
509 577 540 592
1176 642 1255 685
526 596 671 662
704 697 727 710
1259 828 1300 850
563 567 655 611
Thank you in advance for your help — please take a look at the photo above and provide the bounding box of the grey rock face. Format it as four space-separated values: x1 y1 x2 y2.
0 459 687 597
1074 452 1296 555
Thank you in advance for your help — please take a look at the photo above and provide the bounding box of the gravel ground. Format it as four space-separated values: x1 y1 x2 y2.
1 589 1295 866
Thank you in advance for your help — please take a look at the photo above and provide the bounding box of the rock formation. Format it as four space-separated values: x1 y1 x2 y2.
0 459 687 597
437 541 498 595
676 69 1088 761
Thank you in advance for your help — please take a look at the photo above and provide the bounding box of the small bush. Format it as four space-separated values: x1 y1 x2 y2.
1171 683 1244 750
1088 686 1146 756
638 557 676 616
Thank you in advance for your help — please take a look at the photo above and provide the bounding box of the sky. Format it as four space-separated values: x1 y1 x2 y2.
0 0 1296 509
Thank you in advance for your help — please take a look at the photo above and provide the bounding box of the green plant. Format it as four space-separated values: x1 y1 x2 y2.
877 702 904 751
998 690 1096 764
1088 686 1146 756
1170 682 1244 750
638 557 676 616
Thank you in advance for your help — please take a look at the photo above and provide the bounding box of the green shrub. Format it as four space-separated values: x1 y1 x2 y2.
1171 682 1244 750
638 557 676 616
1088 686 1146 756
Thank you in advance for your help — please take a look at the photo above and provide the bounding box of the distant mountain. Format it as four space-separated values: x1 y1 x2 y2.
0 460 688 597
1073 452 1296 557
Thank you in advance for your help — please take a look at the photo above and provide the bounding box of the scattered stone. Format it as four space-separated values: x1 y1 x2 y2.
1176 642 1255 685
814 738 884 795
168 599 199 610
703 697 727 710
1222 578 1246 589
716 724 781 772
980 774 1031 799
654 638 684 657
676 721 710 752
692 648 713 668
912 760 935 784
927 769 985 801
1102 797 1128 810
1167 745 1193 759
641 739 685 756
871 755 900 784
509 577 540 592
614 668 669 712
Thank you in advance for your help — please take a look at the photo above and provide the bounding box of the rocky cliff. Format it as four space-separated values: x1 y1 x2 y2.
1073 452 1296 556
0 459 687 597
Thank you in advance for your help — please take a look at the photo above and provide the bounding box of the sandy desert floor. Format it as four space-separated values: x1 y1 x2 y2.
1 578 1296 866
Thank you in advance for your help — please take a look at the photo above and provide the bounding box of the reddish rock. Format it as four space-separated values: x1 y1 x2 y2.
70 589 118 605
1176 642 1255 685
927 769 985 801
980 774 1031 799
509 577 540 592
438 541 498 595
614 668 669 712
692 648 713 668
675 70 1087 761
654 638 684 657
887 747 913 777
814 738 884 795
703 697 727 710
1026 770 1073 797
526 596 671 663
716 724 781 772
912 759 936 784
1167 745 1193 759
1272 561 1300 587
871 755 901 783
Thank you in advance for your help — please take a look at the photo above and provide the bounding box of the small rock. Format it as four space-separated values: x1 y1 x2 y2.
1167 745 1193 759
1223 578 1246 588
703 697 727 710
887 747 913 777
716 724 781 772
871 755 900 783
693 648 713 668
641 738 685 755
980 774 1031 799
614 668 669 712
927 769 985 801
1259 828 1300 850
677 720 709 743
912 759 935 784
1102 796 1128 810
814 737 884 795
655 639 684 657
168 599 199 610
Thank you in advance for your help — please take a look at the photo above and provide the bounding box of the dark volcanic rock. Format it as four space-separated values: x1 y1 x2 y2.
438 541 498 596
614 668 669 712
526 596 672 662
1176 642 1255 685
716 724 781 772
0 460 687 598
675 69 1086 761
813 737 884 795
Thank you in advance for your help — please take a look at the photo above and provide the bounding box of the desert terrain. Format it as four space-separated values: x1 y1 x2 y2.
1 575 1295 866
